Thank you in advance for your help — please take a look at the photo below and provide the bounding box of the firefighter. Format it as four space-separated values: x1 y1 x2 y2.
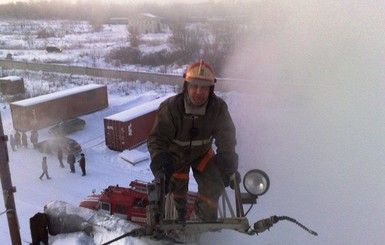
29 212 49 245
147 60 239 222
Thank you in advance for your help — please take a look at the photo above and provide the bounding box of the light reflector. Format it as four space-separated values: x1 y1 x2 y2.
243 169 270 196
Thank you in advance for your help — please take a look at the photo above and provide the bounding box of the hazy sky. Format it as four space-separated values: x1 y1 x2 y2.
0 0 223 4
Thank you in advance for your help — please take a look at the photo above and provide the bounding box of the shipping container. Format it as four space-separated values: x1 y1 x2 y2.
0 76 25 95
10 84 108 132
104 94 174 151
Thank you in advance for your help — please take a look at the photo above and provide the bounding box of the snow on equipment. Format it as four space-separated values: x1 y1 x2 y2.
77 169 318 244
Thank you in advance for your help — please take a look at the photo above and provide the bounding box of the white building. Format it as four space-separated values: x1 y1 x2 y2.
127 13 162 34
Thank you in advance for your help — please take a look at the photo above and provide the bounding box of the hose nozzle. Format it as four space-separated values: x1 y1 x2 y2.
253 215 279 233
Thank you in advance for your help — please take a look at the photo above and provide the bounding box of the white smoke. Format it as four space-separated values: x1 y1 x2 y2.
202 1 385 245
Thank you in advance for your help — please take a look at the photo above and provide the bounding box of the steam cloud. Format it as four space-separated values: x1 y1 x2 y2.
202 1 385 245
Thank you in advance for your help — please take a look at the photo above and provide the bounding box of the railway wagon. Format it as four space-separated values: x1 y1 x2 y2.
0 76 25 95
10 84 108 132
104 94 174 151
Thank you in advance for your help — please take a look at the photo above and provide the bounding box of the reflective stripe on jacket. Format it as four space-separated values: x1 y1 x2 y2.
147 92 236 166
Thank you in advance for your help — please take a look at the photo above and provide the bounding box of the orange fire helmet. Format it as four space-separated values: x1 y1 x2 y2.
183 60 216 86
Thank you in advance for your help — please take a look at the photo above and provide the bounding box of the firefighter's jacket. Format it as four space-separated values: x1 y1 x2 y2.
147 92 236 168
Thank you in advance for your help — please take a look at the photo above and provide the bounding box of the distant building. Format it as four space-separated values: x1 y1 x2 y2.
127 13 162 34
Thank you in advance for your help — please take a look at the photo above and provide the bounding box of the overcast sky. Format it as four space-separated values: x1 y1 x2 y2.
0 0 226 4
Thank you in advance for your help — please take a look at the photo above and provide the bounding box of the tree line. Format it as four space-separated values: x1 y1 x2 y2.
0 1 257 22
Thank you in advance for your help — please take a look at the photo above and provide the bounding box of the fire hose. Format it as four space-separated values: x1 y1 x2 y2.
252 215 318 236
101 226 187 245
101 215 317 245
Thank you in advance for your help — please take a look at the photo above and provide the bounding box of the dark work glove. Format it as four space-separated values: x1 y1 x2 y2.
214 152 239 188
229 171 241 190
150 152 175 193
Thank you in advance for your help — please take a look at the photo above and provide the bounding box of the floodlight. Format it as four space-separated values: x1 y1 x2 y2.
243 169 270 197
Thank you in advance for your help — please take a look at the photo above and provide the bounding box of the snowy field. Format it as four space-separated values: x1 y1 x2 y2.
0 19 176 73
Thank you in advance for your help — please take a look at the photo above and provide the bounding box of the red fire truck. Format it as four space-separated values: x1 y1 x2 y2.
79 180 197 226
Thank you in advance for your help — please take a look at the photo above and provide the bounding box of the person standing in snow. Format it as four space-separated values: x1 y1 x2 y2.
30 129 39 149
14 130 21 149
39 156 51 180
57 148 64 168
78 153 86 176
9 134 16 151
67 153 76 173
147 60 239 222
22 131 28 148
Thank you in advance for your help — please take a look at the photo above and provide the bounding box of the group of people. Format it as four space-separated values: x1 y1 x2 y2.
9 129 39 151
39 152 86 180
8 128 86 180
66 152 86 176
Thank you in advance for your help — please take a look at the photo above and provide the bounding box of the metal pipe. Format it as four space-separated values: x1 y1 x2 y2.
0 112 22 245
231 173 244 217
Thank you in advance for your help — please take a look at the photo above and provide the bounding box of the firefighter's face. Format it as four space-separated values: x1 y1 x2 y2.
187 84 210 106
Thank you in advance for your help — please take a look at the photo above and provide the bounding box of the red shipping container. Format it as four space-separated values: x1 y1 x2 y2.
10 84 108 132
104 94 174 151
0 76 25 95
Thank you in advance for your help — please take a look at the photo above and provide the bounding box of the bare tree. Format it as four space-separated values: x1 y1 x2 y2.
201 23 238 75
23 32 34 48
127 26 140 48
169 22 205 62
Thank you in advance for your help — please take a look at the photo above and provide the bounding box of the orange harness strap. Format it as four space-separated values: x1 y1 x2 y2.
172 192 187 200
197 193 218 209
172 172 189 180
196 147 214 172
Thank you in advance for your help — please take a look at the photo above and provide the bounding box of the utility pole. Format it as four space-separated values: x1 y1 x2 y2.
0 112 21 245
